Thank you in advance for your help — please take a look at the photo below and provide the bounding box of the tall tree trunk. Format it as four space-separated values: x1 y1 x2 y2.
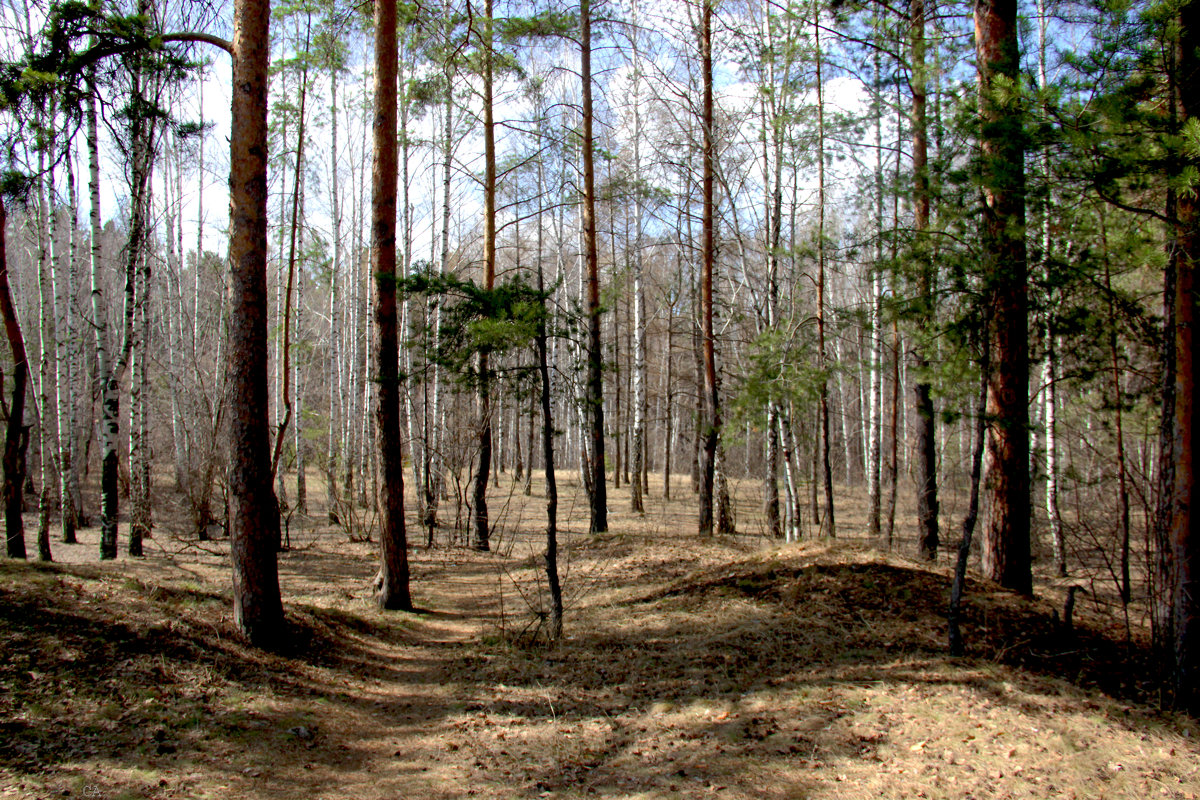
50 134 77 545
912 0 939 561
814 4 835 539
87 65 114 559
698 0 719 537
536 221 562 638
129 183 152 556
99 53 151 559
326 62 342 523
631 0 647 514
762 51 783 538
127 10 157 559
976 0 1031 593
65 147 83 528
1170 0 1200 714
582 0 608 534
1036 0 1065 578
373 0 412 610
36 150 53 563
663 304 673 501
227 0 285 646
1154 58 1179 684
867 38 884 543
471 0 497 550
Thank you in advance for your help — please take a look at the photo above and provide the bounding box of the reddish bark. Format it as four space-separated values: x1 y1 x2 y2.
227 0 284 646
975 0 1031 594
1172 0 1200 714
372 0 412 610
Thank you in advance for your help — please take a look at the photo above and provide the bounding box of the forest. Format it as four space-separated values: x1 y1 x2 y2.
0 0 1198 795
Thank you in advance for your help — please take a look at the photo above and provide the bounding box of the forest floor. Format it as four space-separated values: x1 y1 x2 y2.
1 471 1198 799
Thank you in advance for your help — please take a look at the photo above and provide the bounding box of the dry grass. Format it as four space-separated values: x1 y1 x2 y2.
1 470 1197 799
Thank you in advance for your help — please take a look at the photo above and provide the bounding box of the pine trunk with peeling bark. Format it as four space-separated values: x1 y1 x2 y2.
867 40 884 543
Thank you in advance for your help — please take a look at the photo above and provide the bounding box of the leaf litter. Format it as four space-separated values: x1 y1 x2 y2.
0 474 1198 799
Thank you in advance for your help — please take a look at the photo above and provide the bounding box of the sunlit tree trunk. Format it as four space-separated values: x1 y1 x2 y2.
373 0 412 609
631 0 647 514
227 0 285 646
36 145 53 562
1036 0 1065 578
867 39 884 543
51 126 77 545
65 148 84 528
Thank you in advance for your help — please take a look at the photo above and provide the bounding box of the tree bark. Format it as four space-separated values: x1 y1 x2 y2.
1 196 28 560
373 0 412 610
976 0 1031 593
471 0 497 550
582 0 608 534
912 0 939 561
536 217 562 639
51 134 77 545
227 0 285 646
698 0 719 537
814 4 835 539
631 0 647 515
1171 0 1200 715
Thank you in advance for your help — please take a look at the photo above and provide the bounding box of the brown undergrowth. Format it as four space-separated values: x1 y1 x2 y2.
0 474 1197 799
